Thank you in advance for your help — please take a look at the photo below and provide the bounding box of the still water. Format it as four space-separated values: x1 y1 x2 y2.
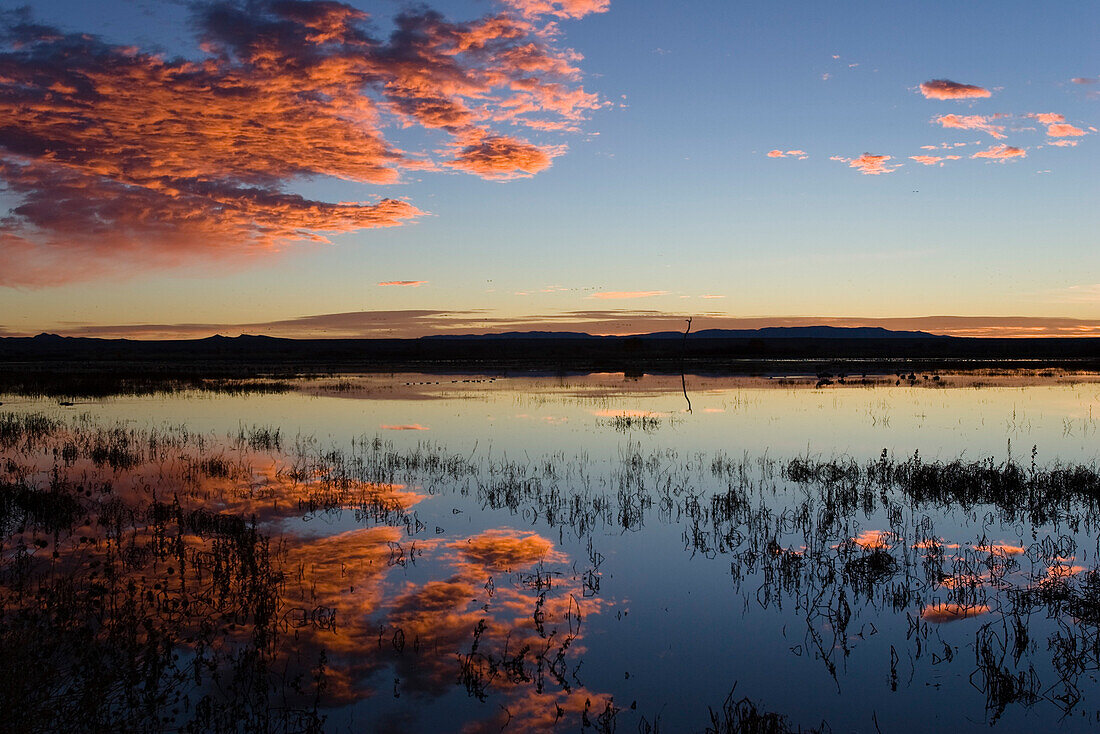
3 372 1100 732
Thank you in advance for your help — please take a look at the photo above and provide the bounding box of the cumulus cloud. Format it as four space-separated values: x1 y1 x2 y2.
833 153 900 175
919 79 992 100
934 113 1005 139
0 1 604 286
971 144 1026 161
445 136 559 178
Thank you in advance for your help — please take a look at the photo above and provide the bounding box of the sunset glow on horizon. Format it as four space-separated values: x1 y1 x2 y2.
1 1 1097 337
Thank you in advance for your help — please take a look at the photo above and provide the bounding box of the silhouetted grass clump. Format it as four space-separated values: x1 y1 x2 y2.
604 414 662 433
705 691 828 734
785 449 1100 523
0 365 295 399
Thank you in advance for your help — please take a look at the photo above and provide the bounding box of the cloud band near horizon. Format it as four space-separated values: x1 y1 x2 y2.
9 311 1100 340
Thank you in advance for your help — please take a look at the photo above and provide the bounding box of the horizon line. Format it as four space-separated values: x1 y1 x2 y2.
7 313 1100 340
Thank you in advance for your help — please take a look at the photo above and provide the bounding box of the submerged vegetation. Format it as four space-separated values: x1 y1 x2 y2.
3 406 1100 731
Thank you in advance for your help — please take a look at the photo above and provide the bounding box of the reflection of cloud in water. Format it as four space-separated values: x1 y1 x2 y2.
380 424 430 431
1 425 616 729
1044 561 1086 582
838 530 896 550
921 603 992 623
913 538 961 551
975 542 1026 556
452 528 564 571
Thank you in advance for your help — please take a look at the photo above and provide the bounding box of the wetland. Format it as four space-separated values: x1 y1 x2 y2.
3 370 1100 732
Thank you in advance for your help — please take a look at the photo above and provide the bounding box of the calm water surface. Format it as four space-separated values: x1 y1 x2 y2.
4 373 1100 732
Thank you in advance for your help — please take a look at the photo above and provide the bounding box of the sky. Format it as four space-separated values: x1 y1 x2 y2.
0 0 1097 338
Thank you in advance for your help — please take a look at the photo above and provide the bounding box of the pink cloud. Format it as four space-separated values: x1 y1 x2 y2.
380 424 430 431
909 155 960 166
1026 113 1087 137
1047 123 1087 137
1071 77 1098 85
934 113 1005 139
589 291 669 300
834 153 900 175
378 280 428 287
919 79 992 100
1048 140 1079 147
971 144 1026 161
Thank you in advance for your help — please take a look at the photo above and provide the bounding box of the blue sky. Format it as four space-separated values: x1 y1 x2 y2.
0 0 1097 336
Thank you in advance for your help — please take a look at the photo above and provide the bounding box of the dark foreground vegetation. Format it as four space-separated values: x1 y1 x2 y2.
3 410 1100 731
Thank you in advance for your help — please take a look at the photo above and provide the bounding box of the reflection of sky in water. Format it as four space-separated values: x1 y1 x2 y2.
4 374 1100 731
5 373 1099 463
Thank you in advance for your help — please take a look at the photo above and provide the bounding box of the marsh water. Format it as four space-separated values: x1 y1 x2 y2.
4 372 1100 732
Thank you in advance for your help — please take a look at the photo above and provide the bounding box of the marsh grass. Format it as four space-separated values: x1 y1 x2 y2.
4 410 1100 730
0 365 296 399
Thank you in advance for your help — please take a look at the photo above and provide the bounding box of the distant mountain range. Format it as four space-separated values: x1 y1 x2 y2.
3 327 1098 372
424 326 949 340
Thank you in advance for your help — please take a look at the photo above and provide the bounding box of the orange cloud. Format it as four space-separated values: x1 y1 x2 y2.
1048 140 1079 147
834 153 900 175
934 113 1005 139
971 144 1026 160
767 149 808 159
445 136 558 179
501 0 610 18
378 280 428 287
0 2 602 286
589 290 669 299
919 79 992 100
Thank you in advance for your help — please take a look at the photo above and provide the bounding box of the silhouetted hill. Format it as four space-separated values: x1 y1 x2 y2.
1 328 1098 376
426 326 947 340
